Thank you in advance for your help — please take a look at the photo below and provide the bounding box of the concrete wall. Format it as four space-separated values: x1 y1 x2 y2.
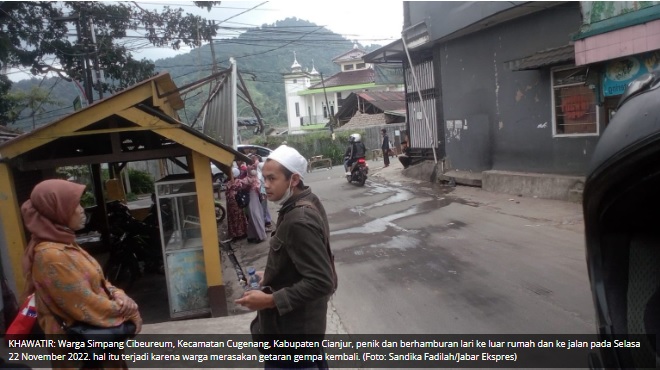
434 2 601 176
405 2 520 41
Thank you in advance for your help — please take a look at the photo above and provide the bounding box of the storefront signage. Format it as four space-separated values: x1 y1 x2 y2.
603 52 660 96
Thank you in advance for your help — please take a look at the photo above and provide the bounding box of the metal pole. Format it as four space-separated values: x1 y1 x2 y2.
88 18 103 99
75 19 94 104
230 58 238 148
320 72 334 133
401 36 438 164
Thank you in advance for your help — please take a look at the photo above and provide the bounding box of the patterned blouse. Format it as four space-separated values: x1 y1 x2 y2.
32 242 126 334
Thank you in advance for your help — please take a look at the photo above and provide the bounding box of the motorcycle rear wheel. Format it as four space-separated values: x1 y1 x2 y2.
357 171 366 186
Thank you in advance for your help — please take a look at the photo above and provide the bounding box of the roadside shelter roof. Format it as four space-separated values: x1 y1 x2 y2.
0 72 250 172
0 72 249 299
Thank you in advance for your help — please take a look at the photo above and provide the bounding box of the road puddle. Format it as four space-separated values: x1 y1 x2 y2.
367 234 420 250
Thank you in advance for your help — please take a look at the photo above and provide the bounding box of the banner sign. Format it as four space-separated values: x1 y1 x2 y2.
375 63 404 85
603 51 660 96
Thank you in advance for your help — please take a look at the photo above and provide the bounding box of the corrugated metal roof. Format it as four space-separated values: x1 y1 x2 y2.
357 91 406 112
0 125 21 143
513 44 575 71
310 68 375 89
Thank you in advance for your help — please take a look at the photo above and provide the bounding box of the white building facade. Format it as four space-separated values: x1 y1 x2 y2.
283 47 404 133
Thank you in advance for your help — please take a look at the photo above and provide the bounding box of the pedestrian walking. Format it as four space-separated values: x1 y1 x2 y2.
381 128 390 167
236 145 337 370
239 168 267 243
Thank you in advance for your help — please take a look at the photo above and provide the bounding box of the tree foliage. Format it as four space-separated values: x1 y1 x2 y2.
0 1 220 124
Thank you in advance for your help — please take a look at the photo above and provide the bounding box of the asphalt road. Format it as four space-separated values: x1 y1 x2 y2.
302 164 596 335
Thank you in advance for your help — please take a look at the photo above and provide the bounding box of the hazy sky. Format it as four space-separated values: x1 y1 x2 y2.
7 1 404 81
132 0 405 60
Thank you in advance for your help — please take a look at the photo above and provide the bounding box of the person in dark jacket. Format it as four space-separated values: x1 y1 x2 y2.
343 133 367 175
236 145 336 369
381 128 390 167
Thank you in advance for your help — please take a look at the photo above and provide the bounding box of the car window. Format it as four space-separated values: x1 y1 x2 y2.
256 148 271 157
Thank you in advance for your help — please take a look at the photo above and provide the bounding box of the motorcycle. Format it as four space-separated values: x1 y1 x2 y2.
346 157 368 186
104 201 164 291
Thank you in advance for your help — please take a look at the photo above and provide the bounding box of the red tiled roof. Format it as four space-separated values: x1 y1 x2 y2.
310 68 375 89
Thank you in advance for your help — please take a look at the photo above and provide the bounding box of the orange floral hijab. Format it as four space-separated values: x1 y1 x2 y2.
20 179 85 297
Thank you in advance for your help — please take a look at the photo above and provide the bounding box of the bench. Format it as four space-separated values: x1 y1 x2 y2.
307 155 333 173
370 149 383 161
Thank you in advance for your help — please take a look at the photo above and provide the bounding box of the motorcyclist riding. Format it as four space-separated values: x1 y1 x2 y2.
344 133 367 176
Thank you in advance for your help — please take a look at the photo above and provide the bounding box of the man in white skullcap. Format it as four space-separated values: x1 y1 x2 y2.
236 145 337 369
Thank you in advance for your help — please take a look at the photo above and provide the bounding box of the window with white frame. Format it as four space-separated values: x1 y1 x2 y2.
295 102 300 117
551 66 599 136
343 64 354 71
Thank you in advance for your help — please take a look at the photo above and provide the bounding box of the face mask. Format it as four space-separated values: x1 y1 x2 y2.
277 177 294 205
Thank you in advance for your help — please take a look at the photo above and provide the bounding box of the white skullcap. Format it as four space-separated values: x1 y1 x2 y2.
268 145 307 179
232 167 240 177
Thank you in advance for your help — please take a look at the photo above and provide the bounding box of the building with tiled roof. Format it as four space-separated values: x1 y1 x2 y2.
283 45 403 133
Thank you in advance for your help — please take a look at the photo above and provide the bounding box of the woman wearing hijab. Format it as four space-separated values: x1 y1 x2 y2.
20 179 142 369
225 167 248 241
239 168 267 244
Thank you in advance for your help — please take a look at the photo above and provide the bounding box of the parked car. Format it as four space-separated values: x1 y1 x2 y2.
210 144 273 183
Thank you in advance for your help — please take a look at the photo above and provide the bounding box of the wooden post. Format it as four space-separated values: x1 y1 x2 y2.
0 163 27 293
191 151 227 317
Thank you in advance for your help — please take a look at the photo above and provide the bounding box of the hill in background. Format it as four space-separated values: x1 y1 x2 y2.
8 18 382 132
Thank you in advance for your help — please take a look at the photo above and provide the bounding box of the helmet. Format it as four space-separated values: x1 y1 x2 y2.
349 133 361 143
583 70 660 369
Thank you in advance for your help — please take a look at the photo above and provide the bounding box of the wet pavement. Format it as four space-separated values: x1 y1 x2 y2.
127 155 591 338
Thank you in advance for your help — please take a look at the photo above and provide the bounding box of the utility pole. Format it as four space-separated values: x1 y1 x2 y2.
209 21 218 75
320 72 334 133
53 13 92 105
88 18 103 100
78 14 94 104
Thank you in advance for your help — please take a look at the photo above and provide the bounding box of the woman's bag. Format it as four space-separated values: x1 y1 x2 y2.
5 294 37 340
235 189 250 208
65 321 136 357
65 321 136 341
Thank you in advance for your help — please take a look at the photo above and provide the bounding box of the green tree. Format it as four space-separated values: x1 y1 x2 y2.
11 86 65 129
0 74 18 123
0 1 220 125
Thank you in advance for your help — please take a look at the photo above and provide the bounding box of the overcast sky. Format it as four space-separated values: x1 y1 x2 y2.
131 0 405 60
